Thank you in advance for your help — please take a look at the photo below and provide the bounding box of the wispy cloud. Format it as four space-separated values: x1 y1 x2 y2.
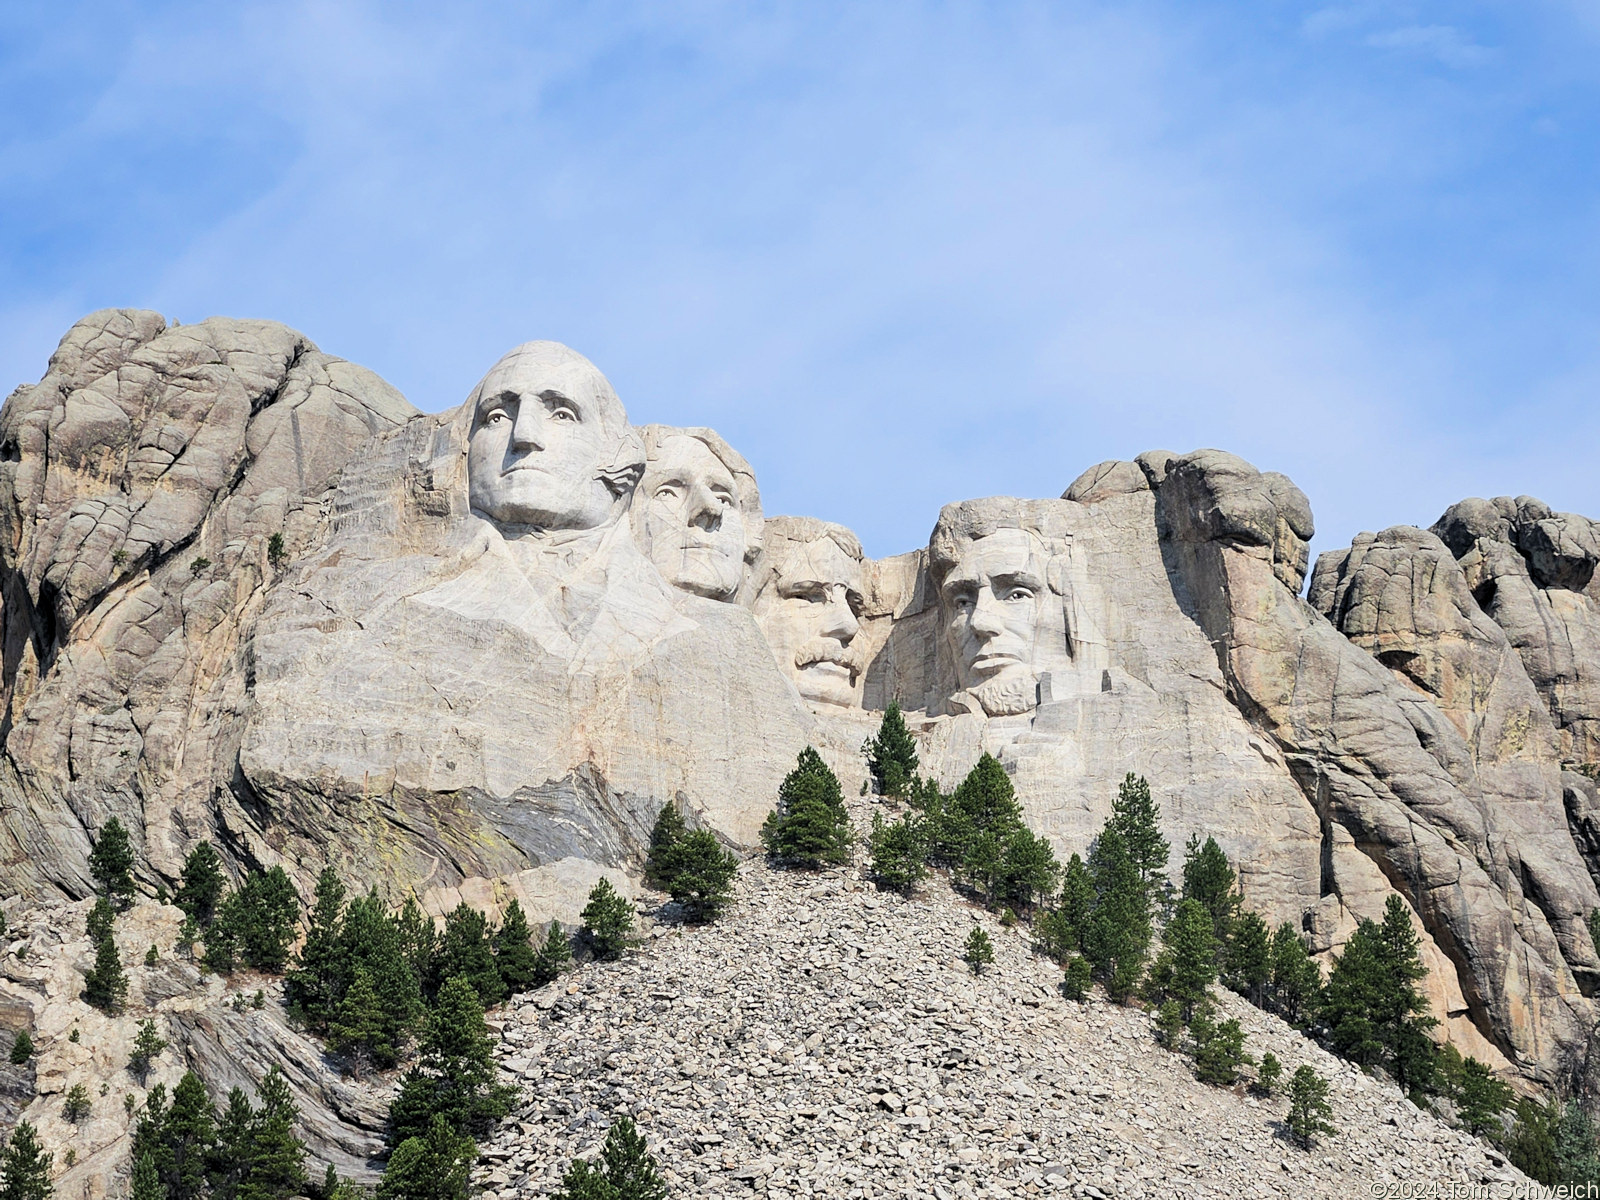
1366 24 1497 68
0 2 1597 564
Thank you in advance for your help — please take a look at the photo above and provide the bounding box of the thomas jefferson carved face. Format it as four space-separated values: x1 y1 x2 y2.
637 433 750 601
466 344 634 532
755 526 866 708
939 527 1054 716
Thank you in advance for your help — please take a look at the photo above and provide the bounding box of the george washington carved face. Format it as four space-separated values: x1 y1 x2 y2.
466 342 638 532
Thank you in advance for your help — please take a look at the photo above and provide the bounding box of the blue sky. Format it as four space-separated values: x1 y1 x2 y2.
3 2 1598 565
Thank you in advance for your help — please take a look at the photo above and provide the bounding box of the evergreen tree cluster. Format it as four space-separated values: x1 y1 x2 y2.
130 1066 307 1200
0 1122 52 1200
199 863 300 976
81 895 128 1015
552 1116 669 1200
761 748 853 869
643 805 739 923
861 701 918 799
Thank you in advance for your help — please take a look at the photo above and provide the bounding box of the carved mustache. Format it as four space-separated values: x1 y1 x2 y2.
795 640 862 675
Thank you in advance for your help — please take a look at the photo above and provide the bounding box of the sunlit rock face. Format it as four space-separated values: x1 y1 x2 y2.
3 313 1600 1084
634 425 763 604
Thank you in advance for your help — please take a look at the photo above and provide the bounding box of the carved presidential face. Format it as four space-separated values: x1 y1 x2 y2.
757 536 866 708
939 527 1054 716
637 434 749 601
467 348 623 531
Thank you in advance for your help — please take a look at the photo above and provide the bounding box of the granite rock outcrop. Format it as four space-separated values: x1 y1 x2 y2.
3 312 1600 1088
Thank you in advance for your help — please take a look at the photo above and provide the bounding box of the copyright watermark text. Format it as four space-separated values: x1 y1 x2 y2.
1370 1185 1600 1199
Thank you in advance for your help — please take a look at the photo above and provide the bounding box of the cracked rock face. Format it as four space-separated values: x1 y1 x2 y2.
5 313 1600 1086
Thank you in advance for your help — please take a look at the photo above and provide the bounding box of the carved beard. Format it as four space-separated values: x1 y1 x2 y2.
968 669 1039 717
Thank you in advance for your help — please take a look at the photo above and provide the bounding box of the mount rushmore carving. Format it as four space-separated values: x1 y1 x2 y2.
3 309 1600 1087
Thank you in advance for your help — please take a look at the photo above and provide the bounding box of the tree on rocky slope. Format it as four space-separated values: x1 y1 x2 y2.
644 803 687 889
287 867 348 1030
656 830 739 922
553 1115 669 1200
377 1115 475 1200
532 921 572 987
1107 773 1168 891
868 810 928 895
82 929 128 1013
174 843 227 926
761 747 852 869
0 1121 52 1200
862 700 918 799
1323 895 1437 1092
1180 835 1240 945
129 1018 168 1083
1287 1065 1336 1148
579 880 635 962
493 900 538 993
1081 826 1152 1002
431 904 504 1007
388 976 516 1146
89 816 136 906
1267 922 1322 1028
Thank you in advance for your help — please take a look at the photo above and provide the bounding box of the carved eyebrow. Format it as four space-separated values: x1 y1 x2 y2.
990 570 1044 590
539 390 581 415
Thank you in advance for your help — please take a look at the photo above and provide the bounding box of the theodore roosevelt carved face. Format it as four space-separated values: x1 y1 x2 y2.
754 517 866 708
635 427 763 602
931 516 1070 717
466 342 639 533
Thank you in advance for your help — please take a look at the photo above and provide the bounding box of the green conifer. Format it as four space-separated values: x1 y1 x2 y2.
329 966 388 1079
1189 1002 1251 1086
0 1121 53 1200
962 927 994 975
552 1160 614 1200
1062 955 1092 1003
1455 1057 1513 1136
1153 999 1183 1049
62 1084 91 1123
862 701 919 798
1256 1051 1283 1095
760 747 852 868
598 1115 669 1200
388 977 516 1145
238 866 300 974
867 811 928 895
1082 826 1151 1002
1287 1065 1336 1148
174 843 227 926
394 897 438 984
493 900 539 994
1268 922 1322 1027
82 930 128 1013
131 1153 162 1200
376 1115 476 1200
167 1070 218 1200
1180 835 1240 942
89 816 136 906
129 1018 168 1083
1324 896 1436 1089
662 830 739 922
1164 898 1218 1020
644 803 686 889
287 867 348 1031
7 1031 31 1065
431 904 504 1006
579 880 634 962
342 892 425 1064
532 922 572 988
1221 909 1272 1005
1058 853 1093 951
85 897 114 946
996 827 1059 915
249 1066 308 1200
1106 773 1168 888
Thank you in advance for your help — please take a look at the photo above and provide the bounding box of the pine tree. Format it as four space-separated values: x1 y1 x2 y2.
7 1031 31 1065
329 966 388 1079
238 867 300 973
129 1018 168 1083
131 1083 174 1191
552 1160 615 1200
644 803 686 890
1057 853 1093 952
1256 1052 1283 1095
377 1115 476 1200
996 827 1059 915
178 914 200 961
662 830 739 922
82 930 128 1013
204 893 243 973
1455 1057 1513 1137
62 1084 91 1123
89 816 136 906
867 811 928 895
1106 773 1168 888
532 922 572 988
131 1153 162 1200
1268 922 1322 1027
210 1087 257 1200
598 1115 669 1200
146 943 159 966
579 880 634 962
0 1121 52 1200
432 904 504 1006
388 976 516 1146
1163 898 1218 1020
760 747 852 868
250 1066 308 1200
493 900 538 994
1153 999 1184 1049
174 843 227 926
862 701 919 798
395 898 438 985
86 897 115 946
167 1070 218 1200
1082 826 1152 1002
942 754 1026 903
287 867 348 1031
962 927 994 975
1180 835 1240 943
1221 909 1272 1005
341 891 425 1065
1324 896 1436 1089
1189 1002 1251 1086
1062 955 1092 1003
1287 1065 1336 1148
